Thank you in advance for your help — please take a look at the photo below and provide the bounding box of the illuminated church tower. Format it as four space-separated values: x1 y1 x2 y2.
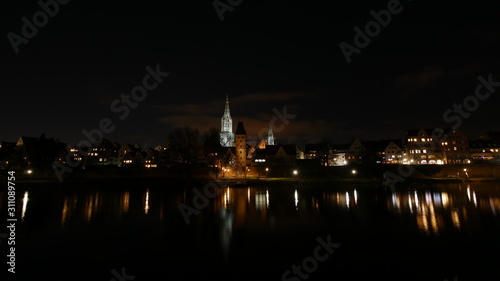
267 127 275 145
235 121 247 168
220 94 234 147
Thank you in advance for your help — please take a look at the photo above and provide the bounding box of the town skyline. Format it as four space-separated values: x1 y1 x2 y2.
2 1 500 148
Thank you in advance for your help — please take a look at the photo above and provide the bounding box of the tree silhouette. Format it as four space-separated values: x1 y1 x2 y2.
203 127 223 170
32 133 66 170
167 126 201 179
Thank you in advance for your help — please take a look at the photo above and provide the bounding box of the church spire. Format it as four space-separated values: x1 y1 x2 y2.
224 94 230 116
220 94 234 147
267 127 275 145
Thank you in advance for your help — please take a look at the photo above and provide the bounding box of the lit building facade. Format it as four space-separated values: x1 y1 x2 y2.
220 94 234 147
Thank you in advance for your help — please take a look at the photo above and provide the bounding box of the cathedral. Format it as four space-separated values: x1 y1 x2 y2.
219 95 274 148
219 95 234 147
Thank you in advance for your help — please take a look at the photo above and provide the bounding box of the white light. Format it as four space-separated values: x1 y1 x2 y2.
21 191 29 220
352 170 357 174
26 169 32 174
346 192 350 209
293 170 298 175
266 189 269 208
473 191 477 207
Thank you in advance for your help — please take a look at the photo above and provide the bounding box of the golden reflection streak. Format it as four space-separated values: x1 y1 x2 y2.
441 192 449 209
408 194 413 214
61 195 77 227
490 197 500 216
451 210 461 229
84 192 100 222
144 189 150 215
121 191 130 215
414 191 419 210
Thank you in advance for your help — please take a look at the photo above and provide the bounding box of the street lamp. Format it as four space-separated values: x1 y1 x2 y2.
352 169 357 175
265 168 269 178
293 170 298 176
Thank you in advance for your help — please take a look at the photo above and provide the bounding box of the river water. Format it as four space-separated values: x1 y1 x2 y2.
1 179 500 281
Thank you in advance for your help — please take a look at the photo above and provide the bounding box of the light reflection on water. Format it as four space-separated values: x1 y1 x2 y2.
7 182 499 235
1 180 500 280
385 183 500 236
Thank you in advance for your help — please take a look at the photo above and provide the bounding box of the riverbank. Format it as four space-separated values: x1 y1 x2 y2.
3 163 500 184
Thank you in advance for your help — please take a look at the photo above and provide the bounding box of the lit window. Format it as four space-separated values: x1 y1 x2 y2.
423 150 426 153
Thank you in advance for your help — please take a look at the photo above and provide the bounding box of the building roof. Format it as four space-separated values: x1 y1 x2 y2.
16 136 39 150
235 121 246 135
0 141 16 150
331 143 351 151
265 144 297 156
362 140 396 152
406 129 437 137
304 143 329 153
480 130 500 141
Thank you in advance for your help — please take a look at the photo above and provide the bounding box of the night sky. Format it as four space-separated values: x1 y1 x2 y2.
2 0 500 149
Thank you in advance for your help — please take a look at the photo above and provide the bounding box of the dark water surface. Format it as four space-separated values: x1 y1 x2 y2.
2 179 500 281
